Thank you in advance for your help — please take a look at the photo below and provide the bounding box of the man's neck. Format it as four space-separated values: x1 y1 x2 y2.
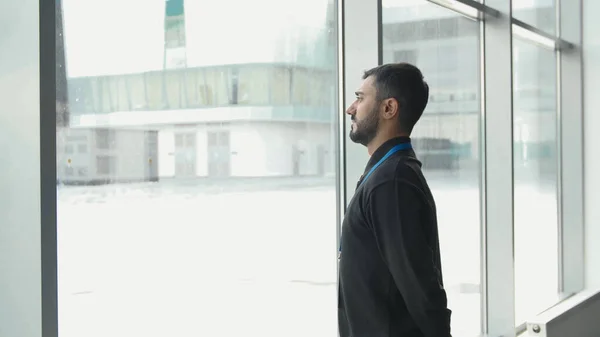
367 132 408 156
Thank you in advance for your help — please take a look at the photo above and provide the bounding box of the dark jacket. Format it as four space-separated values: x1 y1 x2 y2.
338 136 452 337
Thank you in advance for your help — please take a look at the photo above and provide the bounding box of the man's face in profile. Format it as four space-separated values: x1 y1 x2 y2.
347 76 380 146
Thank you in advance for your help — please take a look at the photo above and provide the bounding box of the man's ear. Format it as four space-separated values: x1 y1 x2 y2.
382 98 398 120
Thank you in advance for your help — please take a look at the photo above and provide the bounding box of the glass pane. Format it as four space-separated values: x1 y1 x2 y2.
67 77 94 114
146 72 167 110
292 68 311 105
205 67 230 106
56 0 338 336
382 1 482 336
164 70 186 109
126 74 148 110
513 0 556 36
238 66 270 105
106 76 130 112
271 66 292 105
512 37 559 324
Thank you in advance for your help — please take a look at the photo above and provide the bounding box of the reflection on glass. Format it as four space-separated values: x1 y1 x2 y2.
381 1 481 336
512 38 559 324
512 0 556 35
56 0 338 336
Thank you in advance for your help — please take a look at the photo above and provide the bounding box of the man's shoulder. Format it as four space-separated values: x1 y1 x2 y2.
360 156 432 205
370 154 423 185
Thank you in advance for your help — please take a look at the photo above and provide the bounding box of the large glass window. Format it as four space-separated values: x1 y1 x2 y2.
512 37 559 324
44 0 585 335
382 1 481 336
512 0 556 35
56 0 338 336
65 64 335 114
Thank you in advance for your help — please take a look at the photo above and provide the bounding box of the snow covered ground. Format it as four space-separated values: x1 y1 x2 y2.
56 175 559 337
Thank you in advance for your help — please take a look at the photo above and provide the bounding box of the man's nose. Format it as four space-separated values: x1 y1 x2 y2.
345 102 356 116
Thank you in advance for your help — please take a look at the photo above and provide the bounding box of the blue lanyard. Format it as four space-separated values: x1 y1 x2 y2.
339 142 412 254
358 142 413 187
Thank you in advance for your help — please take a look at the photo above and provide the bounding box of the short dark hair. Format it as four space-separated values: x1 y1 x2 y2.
363 63 429 134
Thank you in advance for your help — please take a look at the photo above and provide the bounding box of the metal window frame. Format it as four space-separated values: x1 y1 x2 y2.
42 1 58 336
480 0 516 335
1 0 586 336
556 0 585 297
0 0 58 336
340 0 380 211
344 0 497 335
512 18 575 51
336 0 345 272
341 0 585 336
429 0 500 20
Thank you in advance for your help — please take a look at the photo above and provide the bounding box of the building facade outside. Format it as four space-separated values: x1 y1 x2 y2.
59 0 559 184
58 0 338 183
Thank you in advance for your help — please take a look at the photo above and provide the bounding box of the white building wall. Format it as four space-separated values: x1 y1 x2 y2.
254 122 332 177
158 130 176 177
195 129 209 177
156 121 332 178
229 125 268 177
57 128 159 183
260 124 292 176
57 128 94 180
108 130 150 181
70 106 329 128
583 0 600 290
0 1 43 335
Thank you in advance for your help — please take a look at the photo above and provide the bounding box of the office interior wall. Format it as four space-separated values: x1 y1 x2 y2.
582 0 600 290
0 0 43 336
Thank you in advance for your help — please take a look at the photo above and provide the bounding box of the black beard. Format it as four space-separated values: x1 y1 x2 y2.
349 109 379 146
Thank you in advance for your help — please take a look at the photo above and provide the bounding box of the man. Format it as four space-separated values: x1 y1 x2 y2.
338 63 452 337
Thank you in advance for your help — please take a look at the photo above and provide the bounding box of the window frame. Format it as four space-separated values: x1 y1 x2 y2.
357 0 583 336
10 0 585 336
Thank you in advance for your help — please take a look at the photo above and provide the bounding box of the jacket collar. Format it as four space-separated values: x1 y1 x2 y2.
366 136 411 168
357 136 414 186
